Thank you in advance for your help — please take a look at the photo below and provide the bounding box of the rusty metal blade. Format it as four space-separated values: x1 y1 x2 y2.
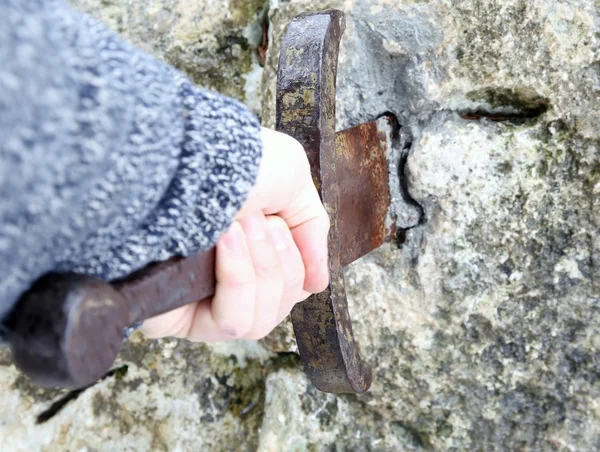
336 116 396 267
275 9 373 394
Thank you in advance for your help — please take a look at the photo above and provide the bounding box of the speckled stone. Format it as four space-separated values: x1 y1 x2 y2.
1 0 599 450
263 0 600 449
0 335 276 451
71 0 268 112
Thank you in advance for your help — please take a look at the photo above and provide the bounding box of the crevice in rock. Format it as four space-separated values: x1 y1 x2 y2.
381 111 426 244
458 108 546 125
256 1 270 67
397 133 425 228
35 365 129 424
270 351 301 370
457 87 550 125
33 348 298 430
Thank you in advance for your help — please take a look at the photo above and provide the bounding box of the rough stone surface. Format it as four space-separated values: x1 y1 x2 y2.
0 336 276 451
70 0 269 113
1 0 599 450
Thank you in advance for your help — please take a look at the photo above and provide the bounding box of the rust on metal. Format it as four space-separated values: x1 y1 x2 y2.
276 9 383 394
335 116 396 267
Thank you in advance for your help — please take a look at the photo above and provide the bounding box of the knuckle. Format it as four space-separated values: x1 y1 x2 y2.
288 134 306 155
254 261 283 280
266 215 287 230
224 278 256 291
316 277 330 293
219 266 256 288
290 142 310 171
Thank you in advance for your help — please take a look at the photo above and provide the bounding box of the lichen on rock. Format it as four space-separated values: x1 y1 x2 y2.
71 0 268 112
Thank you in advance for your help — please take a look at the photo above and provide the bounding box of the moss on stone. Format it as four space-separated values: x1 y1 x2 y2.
466 87 549 116
229 0 267 27
453 1 549 82
10 374 65 404
72 0 266 105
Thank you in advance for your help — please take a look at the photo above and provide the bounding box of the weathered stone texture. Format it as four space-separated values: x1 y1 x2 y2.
1 0 599 450
70 0 268 112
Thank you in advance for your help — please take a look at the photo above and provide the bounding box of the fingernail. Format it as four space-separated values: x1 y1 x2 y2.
241 215 265 239
268 221 290 251
222 222 245 254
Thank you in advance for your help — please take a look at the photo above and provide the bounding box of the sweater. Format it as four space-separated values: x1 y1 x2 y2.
0 0 263 344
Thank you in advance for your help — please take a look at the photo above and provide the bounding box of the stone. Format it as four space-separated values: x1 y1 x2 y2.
1 0 599 450
262 3 599 451
0 336 277 451
70 0 269 113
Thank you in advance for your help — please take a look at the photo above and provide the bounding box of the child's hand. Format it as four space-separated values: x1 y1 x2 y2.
140 128 330 341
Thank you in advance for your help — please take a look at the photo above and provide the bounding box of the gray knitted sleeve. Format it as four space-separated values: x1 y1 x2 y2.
0 0 262 338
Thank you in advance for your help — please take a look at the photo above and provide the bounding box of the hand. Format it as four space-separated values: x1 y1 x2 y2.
140 128 330 341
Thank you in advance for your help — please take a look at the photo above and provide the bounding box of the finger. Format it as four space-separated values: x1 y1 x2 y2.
280 184 330 293
236 128 308 218
233 127 330 293
139 303 197 339
265 216 308 322
186 221 257 341
276 290 311 325
239 214 285 340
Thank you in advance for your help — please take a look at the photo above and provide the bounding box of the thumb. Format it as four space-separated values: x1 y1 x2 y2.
280 184 330 293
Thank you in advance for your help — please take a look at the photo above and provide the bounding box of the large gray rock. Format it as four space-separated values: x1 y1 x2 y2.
70 0 269 112
1 0 599 450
